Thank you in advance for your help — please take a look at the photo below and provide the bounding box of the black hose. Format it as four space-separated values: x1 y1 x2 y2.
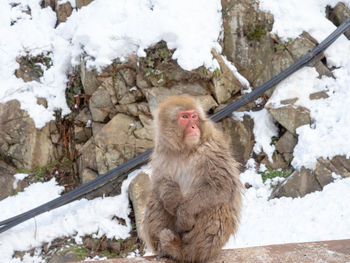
1 17 350 234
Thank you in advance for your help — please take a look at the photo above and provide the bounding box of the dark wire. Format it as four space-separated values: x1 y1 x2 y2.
1 17 350 234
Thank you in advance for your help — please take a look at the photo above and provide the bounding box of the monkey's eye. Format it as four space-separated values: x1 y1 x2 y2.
181 114 189 119
191 114 197 119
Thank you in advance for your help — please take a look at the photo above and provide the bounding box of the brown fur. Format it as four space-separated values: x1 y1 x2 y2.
140 95 242 262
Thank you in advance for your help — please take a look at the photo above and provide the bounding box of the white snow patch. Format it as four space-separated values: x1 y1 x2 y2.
13 173 29 189
225 164 350 249
0 167 149 262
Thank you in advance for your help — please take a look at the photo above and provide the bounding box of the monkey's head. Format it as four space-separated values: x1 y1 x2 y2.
153 95 211 153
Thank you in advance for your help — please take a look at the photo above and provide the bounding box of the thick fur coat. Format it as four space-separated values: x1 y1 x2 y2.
140 95 242 262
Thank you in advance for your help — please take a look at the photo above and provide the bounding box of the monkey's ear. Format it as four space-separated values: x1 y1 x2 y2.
194 100 208 120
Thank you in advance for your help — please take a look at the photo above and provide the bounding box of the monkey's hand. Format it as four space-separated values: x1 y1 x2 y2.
176 204 195 233
159 180 183 216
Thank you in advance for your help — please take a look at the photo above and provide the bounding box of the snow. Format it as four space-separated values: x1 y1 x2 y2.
1 0 350 262
13 173 29 189
0 0 222 128
260 1 350 169
0 168 146 263
225 163 350 248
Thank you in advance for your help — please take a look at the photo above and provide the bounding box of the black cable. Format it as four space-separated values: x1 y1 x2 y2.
1 17 350 234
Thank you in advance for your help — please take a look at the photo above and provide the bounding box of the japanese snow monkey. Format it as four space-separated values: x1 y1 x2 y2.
140 95 242 262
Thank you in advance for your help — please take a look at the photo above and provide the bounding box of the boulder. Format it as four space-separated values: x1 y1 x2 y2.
94 114 153 174
0 161 16 201
309 91 329 100
261 152 289 170
268 105 311 135
275 131 298 164
211 49 243 103
287 32 333 77
56 1 73 24
270 156 350 199
328 2 350 40
89 81 116 122
74 107 93 143
15 57 41 82
76 0 94 9
0 100 55 170
115 102 150 117
222 0 275 87
80 61 102 96
113 73 144 105
315 156 350 187
269 167 321 199
77 137 98 177
81 168 98 184
195 95 218 113
219 115 254 165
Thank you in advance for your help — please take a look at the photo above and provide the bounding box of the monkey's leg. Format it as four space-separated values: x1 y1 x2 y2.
158 228 183 260
180 204 236 263
141 192 176 254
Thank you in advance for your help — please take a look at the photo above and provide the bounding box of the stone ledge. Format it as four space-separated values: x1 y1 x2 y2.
79 239 350 263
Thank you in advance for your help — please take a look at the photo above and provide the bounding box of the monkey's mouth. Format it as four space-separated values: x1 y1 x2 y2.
186 134 200 142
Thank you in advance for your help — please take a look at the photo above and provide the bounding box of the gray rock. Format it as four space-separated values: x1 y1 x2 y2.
261 152 289 170
276 131 297 159
195 95 218 113
287 32 333 78
270 156 350 199
113 73 144 105
211 49 243 104
75 107 92 124
81 168 98 184
77 137 98 177
136 73 149 90
94 114 153 174
91 122 104 136
48 251 77 263
74 126 92 144
0 161 16 201
315 156 350 187
222 0 275 87
120 68 137 87
134 114 154 141
76 0 94 9
309 91 329 100
0 100 55 170
74 107 93 143
56 1 72 24
219 115 254 165
328 2 350 40
145 85 208 113
37 97 48 108
270 167 321 199
15 58 41 83
128 172 152 237
89 84 115 122
115 102 150 117
80 61 101 96
268 105 311 134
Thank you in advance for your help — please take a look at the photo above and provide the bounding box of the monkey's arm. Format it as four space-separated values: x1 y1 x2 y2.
176 165 240 232
156 178 183 216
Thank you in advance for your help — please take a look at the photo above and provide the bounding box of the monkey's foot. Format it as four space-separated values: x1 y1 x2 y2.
159 228 183 260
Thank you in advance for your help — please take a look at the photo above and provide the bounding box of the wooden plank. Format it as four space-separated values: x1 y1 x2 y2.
81 239 350 263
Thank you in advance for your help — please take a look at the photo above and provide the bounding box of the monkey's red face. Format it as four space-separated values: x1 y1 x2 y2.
177 110 200 145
